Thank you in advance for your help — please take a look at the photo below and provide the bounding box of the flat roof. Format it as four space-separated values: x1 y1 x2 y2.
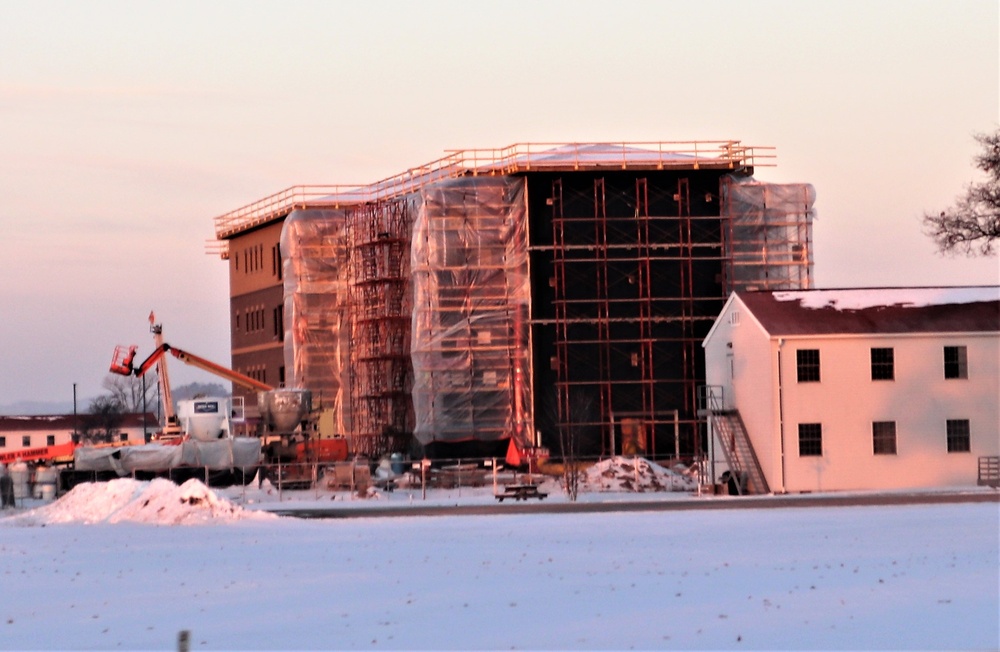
211 140 772 242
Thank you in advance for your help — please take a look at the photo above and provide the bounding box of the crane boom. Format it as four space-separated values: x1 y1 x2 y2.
170 348 273 392
109 314 274 440
110 343 272 392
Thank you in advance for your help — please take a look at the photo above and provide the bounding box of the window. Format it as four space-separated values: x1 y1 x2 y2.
946 419 971 453
22 435 30 447
274 305 284 340
46 434 55 446
0 436 6 447
944 346 968 379
120 433 128 442
872 421 897 455
871 347 894 380
796 349 821 382
798 423 822 456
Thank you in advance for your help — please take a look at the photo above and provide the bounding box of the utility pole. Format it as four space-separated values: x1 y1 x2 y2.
72 383 78 443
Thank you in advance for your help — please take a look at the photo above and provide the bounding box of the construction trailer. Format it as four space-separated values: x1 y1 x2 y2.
212 142 815 462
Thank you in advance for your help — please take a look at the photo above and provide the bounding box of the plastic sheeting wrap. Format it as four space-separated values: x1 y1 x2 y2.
73 439 261 474
723 178 816 291
410 177 532 445
281 209 351 435
74 445 183 474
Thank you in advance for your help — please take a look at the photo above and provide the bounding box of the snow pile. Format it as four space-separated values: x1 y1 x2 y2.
581 456 697 492
2 478 276 526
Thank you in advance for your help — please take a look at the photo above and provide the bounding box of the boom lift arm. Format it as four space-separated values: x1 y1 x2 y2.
111 343 273 394
109 313 273 438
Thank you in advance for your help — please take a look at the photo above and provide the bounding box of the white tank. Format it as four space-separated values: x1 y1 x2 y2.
33 465 57 499
35 465 58 485
258 389 312 433
10 462 29 499
177 397 231 442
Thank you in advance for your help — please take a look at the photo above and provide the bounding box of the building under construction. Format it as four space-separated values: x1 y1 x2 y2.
212 142 815 462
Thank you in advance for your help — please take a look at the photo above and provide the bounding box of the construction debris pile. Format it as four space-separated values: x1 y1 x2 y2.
581 456 698 493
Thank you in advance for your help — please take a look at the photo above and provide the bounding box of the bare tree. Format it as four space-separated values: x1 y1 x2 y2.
923 129 1000 256
78 395 125 444
102 372 158 415
554 389 600 502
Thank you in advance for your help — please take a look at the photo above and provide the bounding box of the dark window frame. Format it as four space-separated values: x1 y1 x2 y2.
871 347 895 380
798 423 823 456
944 346 968 379
796 349 821 382
946 419 971 453
872 421 897 455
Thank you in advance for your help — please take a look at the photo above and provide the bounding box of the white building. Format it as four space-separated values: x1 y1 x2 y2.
702 287 999 493
0 413 155 465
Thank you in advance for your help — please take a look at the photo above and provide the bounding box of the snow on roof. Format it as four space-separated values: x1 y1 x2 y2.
736 286 1000 336
3 478 276 526
0 413 156 431
313 143 711 204
773 286 999 311
501 142 698 168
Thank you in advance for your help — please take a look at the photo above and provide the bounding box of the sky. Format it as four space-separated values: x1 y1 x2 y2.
1 478 998 650
1 0 998 409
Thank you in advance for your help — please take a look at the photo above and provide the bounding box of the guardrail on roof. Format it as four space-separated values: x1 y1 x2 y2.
211 141 773 241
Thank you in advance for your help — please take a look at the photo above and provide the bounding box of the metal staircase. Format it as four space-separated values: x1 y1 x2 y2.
699 386 770 495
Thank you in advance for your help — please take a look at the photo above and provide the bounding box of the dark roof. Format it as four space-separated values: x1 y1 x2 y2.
0 413 157 432
737 287 1000 336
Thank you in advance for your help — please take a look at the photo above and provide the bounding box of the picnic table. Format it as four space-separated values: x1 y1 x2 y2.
495 483 548 502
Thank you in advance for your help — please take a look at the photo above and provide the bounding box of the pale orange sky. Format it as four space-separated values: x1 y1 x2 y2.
1 0 997 407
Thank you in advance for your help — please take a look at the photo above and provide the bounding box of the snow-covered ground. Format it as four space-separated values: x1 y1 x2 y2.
1 472 997 651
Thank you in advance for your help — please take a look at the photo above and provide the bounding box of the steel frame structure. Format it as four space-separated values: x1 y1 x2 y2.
533 170 733 461
346 199 415 457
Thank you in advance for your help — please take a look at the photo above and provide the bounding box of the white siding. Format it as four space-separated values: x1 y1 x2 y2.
704 297 780 488
0 425 150 459
778 332 998 492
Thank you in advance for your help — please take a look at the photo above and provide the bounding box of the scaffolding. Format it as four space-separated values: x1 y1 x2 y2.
346 197 417 457
722 178 816 292
410 177 532 448
211 142 773 251
531 170 748 460
221 143 812 463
